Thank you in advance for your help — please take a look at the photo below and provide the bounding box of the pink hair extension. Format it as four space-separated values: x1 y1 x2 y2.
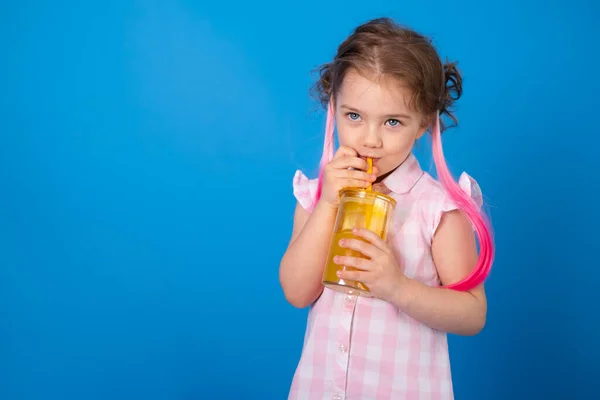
313 100 336 205
431 112 495 291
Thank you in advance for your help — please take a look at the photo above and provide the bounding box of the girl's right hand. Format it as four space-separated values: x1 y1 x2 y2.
319 146 378 208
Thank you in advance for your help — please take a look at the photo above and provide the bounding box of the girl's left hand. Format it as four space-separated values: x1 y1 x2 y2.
334 227 408 303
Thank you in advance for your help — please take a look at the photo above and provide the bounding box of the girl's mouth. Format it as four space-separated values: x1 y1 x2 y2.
360 155 381 163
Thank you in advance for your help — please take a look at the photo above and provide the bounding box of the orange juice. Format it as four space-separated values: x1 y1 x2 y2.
322 188 396 296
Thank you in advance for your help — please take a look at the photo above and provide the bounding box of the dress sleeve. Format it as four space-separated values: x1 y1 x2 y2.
429 172 484 239
292 170 319 213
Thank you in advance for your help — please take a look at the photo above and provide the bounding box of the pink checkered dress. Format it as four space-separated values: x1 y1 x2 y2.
287 153 483 400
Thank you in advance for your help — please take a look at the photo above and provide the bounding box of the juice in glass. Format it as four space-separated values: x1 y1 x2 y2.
322 187 396 296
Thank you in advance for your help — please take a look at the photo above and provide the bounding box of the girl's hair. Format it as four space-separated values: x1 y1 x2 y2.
311 17 494 291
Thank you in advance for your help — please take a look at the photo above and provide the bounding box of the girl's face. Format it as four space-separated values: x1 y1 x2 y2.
335 69 429 177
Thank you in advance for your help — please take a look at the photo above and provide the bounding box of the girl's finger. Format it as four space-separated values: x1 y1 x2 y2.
334 255 372 270
352 227 391 253
334 169 376 182
338 179 372 188
339 238 380 259
332 145 358 160
330 156 369 171
337 269 368 283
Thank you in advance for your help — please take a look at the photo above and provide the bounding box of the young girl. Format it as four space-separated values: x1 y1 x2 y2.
279 17 494 400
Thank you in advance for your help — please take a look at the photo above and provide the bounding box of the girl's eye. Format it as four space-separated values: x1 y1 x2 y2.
386 119 401 127
347 112 361 121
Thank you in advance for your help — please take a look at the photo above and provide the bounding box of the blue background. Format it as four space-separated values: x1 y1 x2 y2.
1 1 598 399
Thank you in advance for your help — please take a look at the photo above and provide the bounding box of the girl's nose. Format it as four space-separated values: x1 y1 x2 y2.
363 126 382 148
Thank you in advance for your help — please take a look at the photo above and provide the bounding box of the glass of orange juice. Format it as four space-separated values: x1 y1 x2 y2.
322 187 397 296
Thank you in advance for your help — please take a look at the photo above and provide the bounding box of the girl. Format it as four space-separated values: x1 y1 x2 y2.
279 17 494 400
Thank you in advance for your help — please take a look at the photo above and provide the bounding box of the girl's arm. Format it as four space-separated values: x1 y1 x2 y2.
279 200 338 308
392 209 488 336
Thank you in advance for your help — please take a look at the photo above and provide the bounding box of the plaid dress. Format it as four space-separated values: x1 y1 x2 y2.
287 153 483 400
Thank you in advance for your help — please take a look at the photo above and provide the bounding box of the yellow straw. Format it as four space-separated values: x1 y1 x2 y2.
365 157 373 231
366 157 373 191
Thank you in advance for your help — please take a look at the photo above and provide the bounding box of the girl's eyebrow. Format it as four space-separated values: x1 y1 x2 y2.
340 104 412 120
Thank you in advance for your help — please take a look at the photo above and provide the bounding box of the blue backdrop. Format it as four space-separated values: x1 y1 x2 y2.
1 1 598 399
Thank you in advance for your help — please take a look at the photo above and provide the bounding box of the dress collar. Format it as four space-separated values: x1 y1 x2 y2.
372 153 424 195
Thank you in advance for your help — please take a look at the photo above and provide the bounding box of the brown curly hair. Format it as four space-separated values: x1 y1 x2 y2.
311 17 462 131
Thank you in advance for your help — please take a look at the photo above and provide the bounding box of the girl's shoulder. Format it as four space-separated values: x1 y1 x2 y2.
416 171 483 207
410 171 484 241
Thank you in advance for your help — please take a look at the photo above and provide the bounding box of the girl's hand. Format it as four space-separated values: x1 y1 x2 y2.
320 146 377 208
334 227 408 304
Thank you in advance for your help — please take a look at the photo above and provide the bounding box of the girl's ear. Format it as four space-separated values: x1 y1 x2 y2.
417 115 432 139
